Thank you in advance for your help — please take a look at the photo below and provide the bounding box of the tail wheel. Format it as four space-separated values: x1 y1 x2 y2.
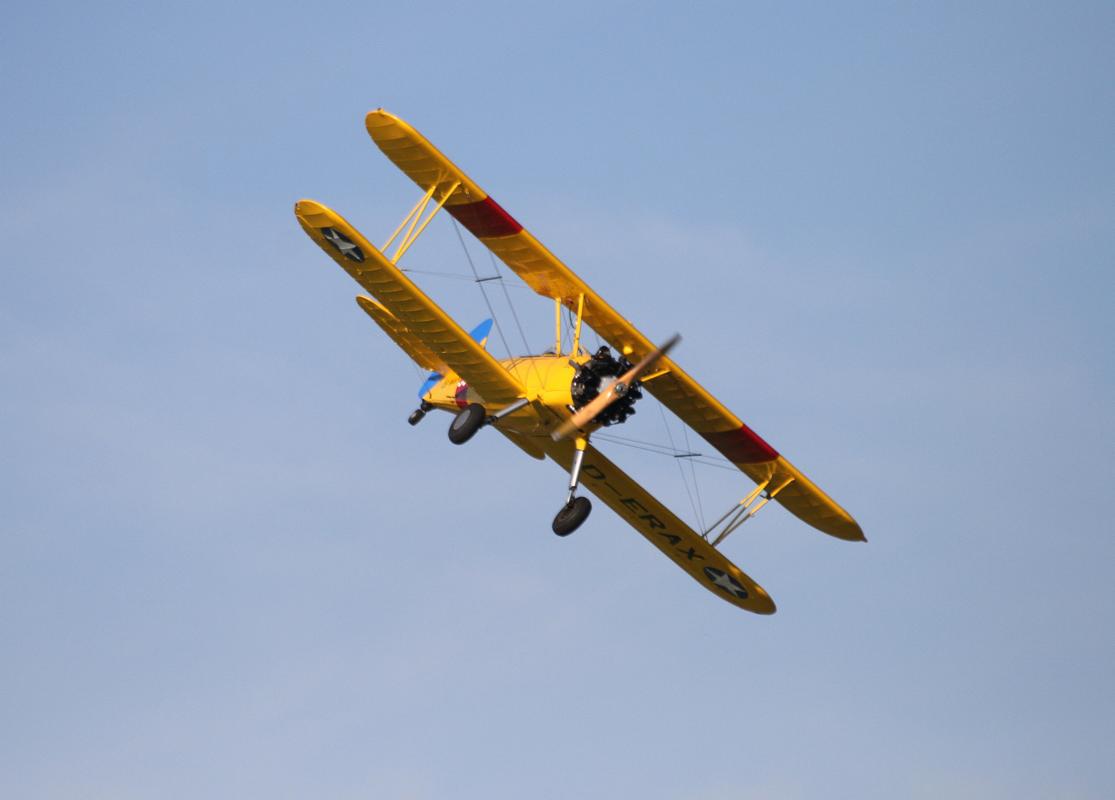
553 496 592 536
448 403 487 445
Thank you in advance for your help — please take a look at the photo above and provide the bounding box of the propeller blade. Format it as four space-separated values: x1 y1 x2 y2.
552 334 680 441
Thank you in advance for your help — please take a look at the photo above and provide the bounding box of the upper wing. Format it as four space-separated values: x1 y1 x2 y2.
295 199 523 406
542 434 776 614
365 110 863 542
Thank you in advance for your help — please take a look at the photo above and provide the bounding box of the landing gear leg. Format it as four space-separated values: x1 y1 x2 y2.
553 437 592 536
486 397 530 426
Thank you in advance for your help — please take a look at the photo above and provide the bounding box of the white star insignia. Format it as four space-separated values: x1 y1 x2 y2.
322 228 364 262
704 567 748 599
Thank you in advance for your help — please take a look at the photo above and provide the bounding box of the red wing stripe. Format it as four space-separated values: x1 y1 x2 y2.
701 426 779 464
446 197 523 239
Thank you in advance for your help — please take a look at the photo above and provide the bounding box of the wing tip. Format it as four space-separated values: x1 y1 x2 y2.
798 504 866 542
752 594 777 615
365 108 405 136
355 294 382 313
840 519 867 542
294 198 328 221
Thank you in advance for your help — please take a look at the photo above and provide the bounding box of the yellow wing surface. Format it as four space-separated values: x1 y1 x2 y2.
365 110 864 542
295 199 523 406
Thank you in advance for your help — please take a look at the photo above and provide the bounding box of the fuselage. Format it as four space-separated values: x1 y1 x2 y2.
423 354 589 437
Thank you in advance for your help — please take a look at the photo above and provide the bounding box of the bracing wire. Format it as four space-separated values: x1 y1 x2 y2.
481 248 554 403
591 432 693 456
589 431 730 462
566 306 589 357
451 221 515 361
656 400 703 531
486 248 534 357
400 266 481 283
400 266 535 291
449 228 548 394
590 432 738 471
681 422 705 533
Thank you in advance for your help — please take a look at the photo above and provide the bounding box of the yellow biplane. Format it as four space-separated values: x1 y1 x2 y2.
295 109 864 614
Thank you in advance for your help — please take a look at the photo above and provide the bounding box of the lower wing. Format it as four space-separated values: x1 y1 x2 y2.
541 435 776 614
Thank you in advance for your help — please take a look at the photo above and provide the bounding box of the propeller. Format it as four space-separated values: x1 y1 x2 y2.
552 334 681 442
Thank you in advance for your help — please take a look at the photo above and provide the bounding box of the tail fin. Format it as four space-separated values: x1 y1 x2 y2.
468 318 494 349
417 318 493 398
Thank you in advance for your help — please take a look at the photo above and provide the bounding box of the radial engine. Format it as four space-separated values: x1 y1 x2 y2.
569 346 643 427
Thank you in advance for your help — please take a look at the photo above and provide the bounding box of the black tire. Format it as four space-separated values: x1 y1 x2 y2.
552 496 592 536
408 409 426 426
447 403 487 444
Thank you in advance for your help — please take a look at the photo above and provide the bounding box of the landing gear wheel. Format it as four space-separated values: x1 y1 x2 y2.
552 496 592 536
448 403 487 445
409 402 432 427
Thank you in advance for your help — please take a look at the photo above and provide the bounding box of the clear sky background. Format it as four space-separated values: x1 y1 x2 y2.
2 2 1113 798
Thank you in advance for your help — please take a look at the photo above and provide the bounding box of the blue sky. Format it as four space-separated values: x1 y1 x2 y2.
2 1 1113 797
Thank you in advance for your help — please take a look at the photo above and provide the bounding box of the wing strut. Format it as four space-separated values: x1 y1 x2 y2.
383 181 461 263
707 477 796 547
